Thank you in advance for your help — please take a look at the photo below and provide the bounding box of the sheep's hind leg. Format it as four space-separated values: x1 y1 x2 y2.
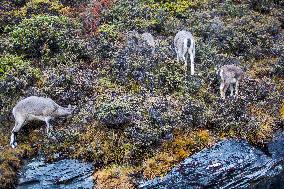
189 51 194 75
184 53 188 72
230 84 234 96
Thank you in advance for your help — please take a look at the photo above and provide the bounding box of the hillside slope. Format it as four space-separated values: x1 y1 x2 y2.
0 0 283 188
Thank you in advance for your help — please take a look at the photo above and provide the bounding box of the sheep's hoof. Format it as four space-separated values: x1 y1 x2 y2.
11 142 17 148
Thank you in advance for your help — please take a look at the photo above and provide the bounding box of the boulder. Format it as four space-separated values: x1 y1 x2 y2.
140 138 284 189
17 159 94 189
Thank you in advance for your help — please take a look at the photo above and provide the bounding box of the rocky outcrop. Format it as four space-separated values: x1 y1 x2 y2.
17 159 94 189
140 134 284 189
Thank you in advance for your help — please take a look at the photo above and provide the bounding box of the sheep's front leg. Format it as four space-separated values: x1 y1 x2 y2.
10 118 25 148
220 81 229 99
220 82 225 99
175 47 179 62
151 47 155 55
45 117 52 137
235 80 240 97
10 132 17 148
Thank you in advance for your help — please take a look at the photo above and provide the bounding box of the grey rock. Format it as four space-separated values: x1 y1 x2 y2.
140 138 284 189
17 159 94 189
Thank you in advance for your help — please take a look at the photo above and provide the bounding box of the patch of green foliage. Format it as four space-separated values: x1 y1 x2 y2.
96 96 135 128
153 60 185 94
145 0 194 17
0 0 65 33
98 23 120 39
100 0 161 33
19 0 64 16
9 15 79 58
0 54 40 81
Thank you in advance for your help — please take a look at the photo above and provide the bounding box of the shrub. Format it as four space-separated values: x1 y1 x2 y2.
182 102 207 128
74 123 144 165
81 0 112 34
9 15 80 58
99 0 161 33
0 0 65 33
146 0 195 17
98 23 119 38
59 0 88 6
248 0 273 13
213 14 281 59
112 40 185 94
11 0 27 6
153 59 185 94
20 0 64 16
142 129 214 179
272 56 284 77
96 96 135 128
0 54 40 120
0 54 40 81
0 1 22 33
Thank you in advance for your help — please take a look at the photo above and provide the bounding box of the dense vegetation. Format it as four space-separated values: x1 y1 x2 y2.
0 0 283 188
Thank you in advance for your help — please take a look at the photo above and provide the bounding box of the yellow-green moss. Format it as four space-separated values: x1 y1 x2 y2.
280 102 284 119
0 54 41 81
98 24 120 38
146 0 207 16
73 123 136 164
248 105 275 144
94 165 136 189
0 143 36 187
25 0 64 14
247 58 278 79
142 129 215 179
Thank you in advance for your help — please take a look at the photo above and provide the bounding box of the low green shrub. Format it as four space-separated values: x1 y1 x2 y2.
0 0 65 33
145 0 195 17
0 54 40 81
96 96 135 128
9 15 80 58
0 54 41 119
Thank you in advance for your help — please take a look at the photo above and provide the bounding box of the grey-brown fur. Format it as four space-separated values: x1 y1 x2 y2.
127 31 155 53
219 65 244 99
174 30 195 75
10 96 73 148
141 32 155 52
